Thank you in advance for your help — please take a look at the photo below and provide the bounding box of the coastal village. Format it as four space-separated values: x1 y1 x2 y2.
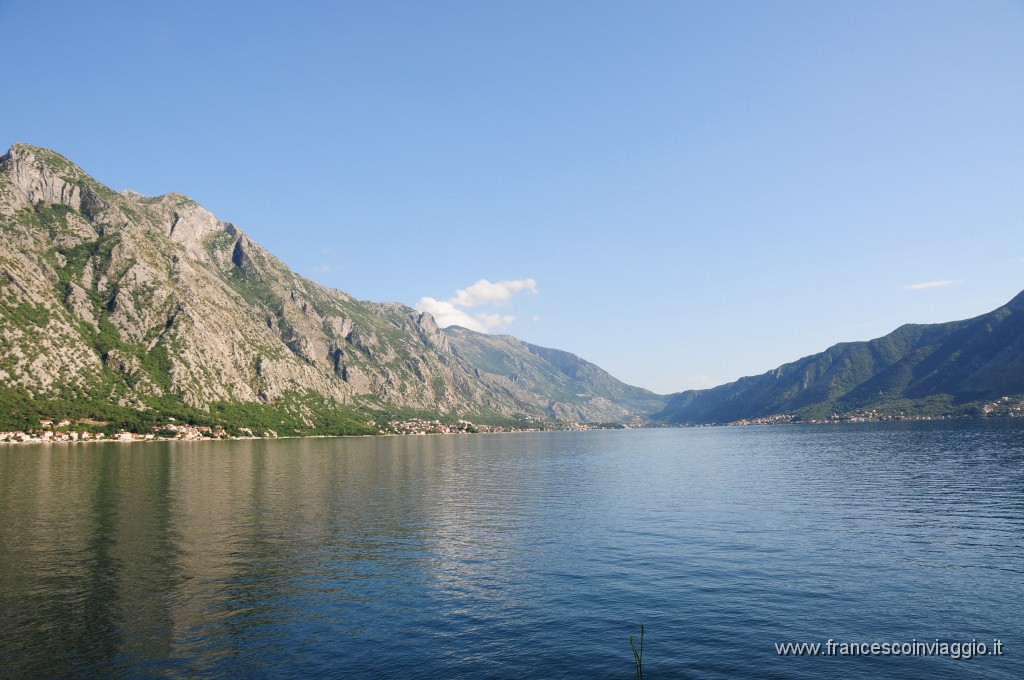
383 418 530 435
724 396 1024 426
0 415 634 445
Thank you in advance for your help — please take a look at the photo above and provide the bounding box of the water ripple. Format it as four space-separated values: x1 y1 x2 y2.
1 421 1022 678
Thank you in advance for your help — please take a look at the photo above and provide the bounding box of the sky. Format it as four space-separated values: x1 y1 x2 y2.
2 0 1023 393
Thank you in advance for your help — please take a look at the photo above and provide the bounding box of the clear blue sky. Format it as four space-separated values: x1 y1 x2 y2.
3 1 1022 393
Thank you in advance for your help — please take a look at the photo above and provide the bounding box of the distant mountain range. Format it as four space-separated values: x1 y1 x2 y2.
443 326 665 422
654 290 1024 424
2 143 1021 434
0 143 665 433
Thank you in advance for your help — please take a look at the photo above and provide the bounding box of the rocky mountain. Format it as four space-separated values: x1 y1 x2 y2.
443 326 667 422
654 291 1024 424
0 143 659 433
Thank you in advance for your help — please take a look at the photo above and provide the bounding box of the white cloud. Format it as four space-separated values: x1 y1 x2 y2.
450 278 538 307
476 313 516 331
415 277 538 333
312 265 332 274
415 297 488 332
905 280 956 290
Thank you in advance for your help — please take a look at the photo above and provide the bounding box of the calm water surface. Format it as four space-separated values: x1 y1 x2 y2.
1 422 1022 678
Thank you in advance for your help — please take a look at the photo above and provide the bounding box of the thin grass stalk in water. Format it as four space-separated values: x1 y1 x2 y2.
626 622 643 675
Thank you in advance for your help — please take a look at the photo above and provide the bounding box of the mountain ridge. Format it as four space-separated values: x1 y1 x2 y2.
0 143 661 433
443 326 666 422
654 291 1024 424
4 142 1020 433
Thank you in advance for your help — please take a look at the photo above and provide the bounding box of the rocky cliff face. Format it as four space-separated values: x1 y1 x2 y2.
0 144 659 429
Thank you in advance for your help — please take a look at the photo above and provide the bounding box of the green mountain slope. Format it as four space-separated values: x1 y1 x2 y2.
444 326 667 422
654 291 1024 424
0 143 658 433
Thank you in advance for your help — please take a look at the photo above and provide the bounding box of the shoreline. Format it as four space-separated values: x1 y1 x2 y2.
3 413 1023 448
0 426 588 448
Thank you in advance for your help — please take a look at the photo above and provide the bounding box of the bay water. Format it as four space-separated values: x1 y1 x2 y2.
1 421 1021 678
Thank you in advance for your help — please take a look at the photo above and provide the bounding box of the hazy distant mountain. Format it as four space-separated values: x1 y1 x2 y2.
444 326 667 422
0 144 658 432
654 291 1024 424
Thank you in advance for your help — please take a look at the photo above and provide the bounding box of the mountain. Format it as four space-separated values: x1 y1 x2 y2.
0 143 658 433
654 291 1024 424
443 326 667 422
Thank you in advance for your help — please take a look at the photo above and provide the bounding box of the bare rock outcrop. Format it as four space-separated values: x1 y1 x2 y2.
3 144 83 211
